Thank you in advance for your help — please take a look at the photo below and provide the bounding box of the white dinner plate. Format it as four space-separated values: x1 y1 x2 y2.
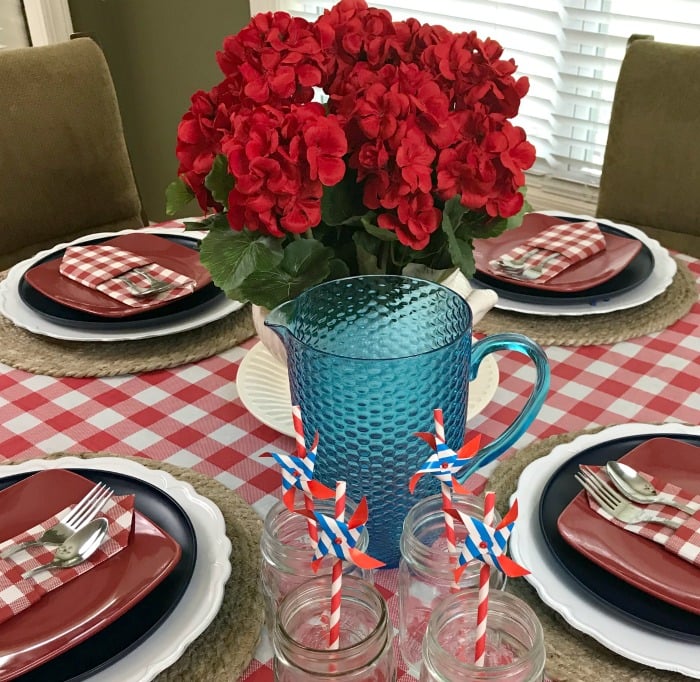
510 422 700 678
0 456 231 682
0 227 244 342
470 212 676 316
237 340 500 437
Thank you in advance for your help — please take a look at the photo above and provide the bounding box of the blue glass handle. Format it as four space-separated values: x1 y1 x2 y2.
456 333 550 483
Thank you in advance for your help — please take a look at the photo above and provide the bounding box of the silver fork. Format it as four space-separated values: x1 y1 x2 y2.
116 268 174 297
0 482 113 559
575 466 682 529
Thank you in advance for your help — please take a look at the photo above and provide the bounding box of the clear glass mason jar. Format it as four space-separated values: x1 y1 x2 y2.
273 574 396 681
261 498 371 635
420 589 546 681
399 494 506 675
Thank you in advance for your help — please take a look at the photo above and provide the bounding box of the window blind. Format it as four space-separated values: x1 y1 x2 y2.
252 0 700 192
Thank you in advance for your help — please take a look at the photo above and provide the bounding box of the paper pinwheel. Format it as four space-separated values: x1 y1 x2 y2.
264 430 335 510
299 496 385 572
409 429 481 494
447 501 530 580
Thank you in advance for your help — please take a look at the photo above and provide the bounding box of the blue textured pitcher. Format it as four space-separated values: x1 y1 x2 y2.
266 276 549 567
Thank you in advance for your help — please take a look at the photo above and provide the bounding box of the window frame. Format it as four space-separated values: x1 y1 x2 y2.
22 0 72 46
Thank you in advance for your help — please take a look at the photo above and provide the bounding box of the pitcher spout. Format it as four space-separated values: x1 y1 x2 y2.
263 298 297 348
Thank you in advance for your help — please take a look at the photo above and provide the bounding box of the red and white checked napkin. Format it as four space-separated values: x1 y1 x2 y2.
0 494 134 625
581 466 700 567
493 220 606 282
59 244 196 308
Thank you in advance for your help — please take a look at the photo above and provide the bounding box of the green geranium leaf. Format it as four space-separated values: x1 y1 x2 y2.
199 228 283 297
183 212 230 232
238 238 334 309
165 177 194 216
328 257 351 280
443 195 468 233
321 169 364 226
441 197 476 277
204 154 234 208
361 217 397 242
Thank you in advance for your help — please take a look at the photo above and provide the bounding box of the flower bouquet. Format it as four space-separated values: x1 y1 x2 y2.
167 0 535 310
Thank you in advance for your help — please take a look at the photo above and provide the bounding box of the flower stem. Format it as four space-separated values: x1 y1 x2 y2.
379 242 390 274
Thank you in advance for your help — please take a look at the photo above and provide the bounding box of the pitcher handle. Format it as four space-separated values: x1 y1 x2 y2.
456 333 550 483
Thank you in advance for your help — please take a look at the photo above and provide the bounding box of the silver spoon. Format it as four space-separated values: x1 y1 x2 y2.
21 517 109 579
504 252 560 280
605 461 699 515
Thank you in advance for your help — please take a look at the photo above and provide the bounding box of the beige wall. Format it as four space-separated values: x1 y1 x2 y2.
68 0 251 222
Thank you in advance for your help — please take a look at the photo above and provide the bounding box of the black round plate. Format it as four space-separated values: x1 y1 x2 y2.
18 234 224 331
8 468 197 682
472 220 655 305
539 433 700 640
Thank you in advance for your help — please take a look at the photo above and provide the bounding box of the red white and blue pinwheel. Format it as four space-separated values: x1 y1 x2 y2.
298 496 385 572
409 423 481 494
264 430 335 510
447 501 530 580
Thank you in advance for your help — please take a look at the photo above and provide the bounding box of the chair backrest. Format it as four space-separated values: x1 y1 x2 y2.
596 38 700 257
0 38 144 270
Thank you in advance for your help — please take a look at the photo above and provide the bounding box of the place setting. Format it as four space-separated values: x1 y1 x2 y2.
486 422 700 681
0 225 254 377
472 211 698 346
0 452 263 682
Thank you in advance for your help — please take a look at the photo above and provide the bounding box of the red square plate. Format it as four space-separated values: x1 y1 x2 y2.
474 212 642 292
0 469 181 681
23 232 212 318
557 438 700 614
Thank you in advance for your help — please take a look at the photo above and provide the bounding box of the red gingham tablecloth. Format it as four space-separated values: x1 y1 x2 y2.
0 222 698 680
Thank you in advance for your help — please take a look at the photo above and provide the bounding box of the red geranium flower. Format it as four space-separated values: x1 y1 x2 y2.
171 1 535 309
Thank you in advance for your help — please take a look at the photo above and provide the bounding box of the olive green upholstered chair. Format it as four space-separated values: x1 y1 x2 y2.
596 38 700 257
0 38 144 270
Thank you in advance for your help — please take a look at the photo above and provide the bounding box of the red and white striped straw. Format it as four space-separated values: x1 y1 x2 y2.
434 409 460 592
292 405 318 545
292 405 305 457
329 481 346 650
474 490 496 666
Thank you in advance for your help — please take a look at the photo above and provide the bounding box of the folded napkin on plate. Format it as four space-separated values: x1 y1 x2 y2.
0 494 134 624
59 244 196 308
581 466 700 567
492 220 606 282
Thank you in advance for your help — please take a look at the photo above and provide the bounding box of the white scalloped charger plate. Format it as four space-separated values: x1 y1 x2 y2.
237 340 500 437
510 422 700 678
470 212 676 317
0 227 244 342
0 456 231 682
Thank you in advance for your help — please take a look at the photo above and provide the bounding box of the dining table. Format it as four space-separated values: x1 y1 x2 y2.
0 224 698 681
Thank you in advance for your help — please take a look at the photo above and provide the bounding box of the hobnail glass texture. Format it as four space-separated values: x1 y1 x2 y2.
268 276 471 567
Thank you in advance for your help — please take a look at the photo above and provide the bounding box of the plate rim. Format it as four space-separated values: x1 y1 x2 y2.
510 422 700 677
0 467 195 681
471 212 676 316
236 340 500 437
0 227 244 342
0 457 232 682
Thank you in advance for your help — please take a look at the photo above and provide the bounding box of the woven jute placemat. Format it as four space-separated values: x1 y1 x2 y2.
33 451 264 681
475 258 697 346
489 429 694 681
0 277 254 377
